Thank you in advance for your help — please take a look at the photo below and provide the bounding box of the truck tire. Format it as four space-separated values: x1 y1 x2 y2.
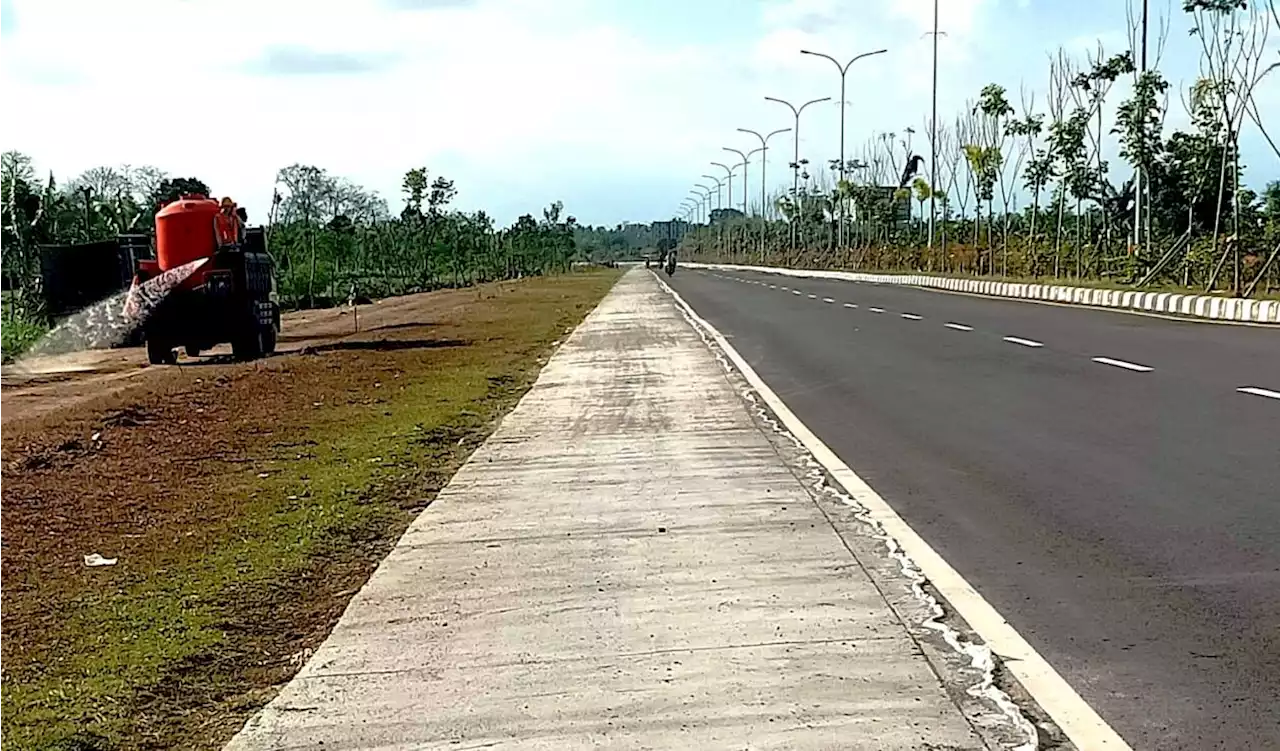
261 326 277 355
231 329 264 361
147 339 177 365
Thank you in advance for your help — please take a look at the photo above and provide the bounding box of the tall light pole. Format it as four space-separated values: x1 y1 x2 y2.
766 95 831 250
723 146 763 215
696 182 715 224
738 128 791 221
688 191 704 225
738 128 790 262
800 47 888 248
930 0 939 257
701 174 724 213
711 161 740 216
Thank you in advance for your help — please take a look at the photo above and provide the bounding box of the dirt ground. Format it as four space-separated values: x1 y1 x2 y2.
1 291 476 425
0 271 620 750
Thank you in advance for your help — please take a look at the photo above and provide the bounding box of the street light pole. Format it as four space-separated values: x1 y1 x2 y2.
800 47 888 249
721 148 762 262
696 182 715 224
930 0 938 258
766 96 831 251
738 128 791 221
701 174 724 213
723 147 763 215
711 161 741 216
738 128 790 262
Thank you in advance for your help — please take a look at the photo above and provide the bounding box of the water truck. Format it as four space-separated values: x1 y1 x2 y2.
125 195 280 364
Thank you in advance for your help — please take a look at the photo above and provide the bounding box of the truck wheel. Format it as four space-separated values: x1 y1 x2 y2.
231 329 264 361
147 339 177 365
261 326 277 355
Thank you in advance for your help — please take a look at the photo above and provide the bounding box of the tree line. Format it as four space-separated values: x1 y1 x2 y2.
683 0 1280 297
1 152 581 357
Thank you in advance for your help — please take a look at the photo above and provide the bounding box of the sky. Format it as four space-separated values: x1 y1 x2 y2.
1 0 1277 228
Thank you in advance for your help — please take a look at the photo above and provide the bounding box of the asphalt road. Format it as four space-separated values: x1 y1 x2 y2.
666 267 1280 751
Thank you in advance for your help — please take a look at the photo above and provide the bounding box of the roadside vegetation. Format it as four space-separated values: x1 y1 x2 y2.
0 270 621 750
1 154 583 361
682 0 1280 298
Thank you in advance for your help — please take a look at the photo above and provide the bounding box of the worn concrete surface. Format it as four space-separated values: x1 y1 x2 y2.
224 270 988 750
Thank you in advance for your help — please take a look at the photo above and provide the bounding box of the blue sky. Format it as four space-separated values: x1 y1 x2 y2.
2 0 1276 227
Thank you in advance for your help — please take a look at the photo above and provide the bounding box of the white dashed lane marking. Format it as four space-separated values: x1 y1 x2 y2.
823 297 836 304
1238 387 1280 400
869 307 885 314
843 303 857 309
807 294 818 299
945 323 974 331
1092 357 1153 373
792 290 802 296
901 313 923 320
1003 336 1044 348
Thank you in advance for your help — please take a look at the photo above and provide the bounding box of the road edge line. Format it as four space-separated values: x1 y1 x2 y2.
655 271 1133 751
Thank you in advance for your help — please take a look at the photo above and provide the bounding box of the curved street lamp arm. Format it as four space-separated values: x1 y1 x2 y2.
736 127 766 148
764 96 799 117
843 48 889 73
797 96 832 114
800 49 842 72
764 127 792 144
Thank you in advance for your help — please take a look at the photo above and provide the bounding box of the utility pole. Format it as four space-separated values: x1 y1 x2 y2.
1134 0 1149 254
723 147 763 215
766 96 831 252
738 128 790 261
711 162 738 216
722 147 762 262
929 0 939 257
800 47 888 250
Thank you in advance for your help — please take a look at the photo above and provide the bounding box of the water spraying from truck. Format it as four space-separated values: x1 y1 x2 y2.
20 257 210 360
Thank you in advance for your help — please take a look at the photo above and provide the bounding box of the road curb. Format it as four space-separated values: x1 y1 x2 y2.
685 263 1280 325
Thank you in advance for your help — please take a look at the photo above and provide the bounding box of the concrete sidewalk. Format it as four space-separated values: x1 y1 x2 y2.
224 270 994 750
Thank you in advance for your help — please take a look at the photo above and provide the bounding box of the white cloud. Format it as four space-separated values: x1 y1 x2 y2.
2 0 1275 226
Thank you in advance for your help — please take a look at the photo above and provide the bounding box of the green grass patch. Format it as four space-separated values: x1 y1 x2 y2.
2 310 49 363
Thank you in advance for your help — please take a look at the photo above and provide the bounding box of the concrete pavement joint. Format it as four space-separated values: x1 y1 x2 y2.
654 272 1052 751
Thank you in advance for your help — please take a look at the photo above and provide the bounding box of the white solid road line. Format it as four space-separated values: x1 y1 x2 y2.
869 307 885 313
654 274 1134 751
1003 336 1044 348
1237 386 1280 400
843 303 858 309
945 323 974 331
901 313 923 320
823 297 836 303
1092 357 1153 373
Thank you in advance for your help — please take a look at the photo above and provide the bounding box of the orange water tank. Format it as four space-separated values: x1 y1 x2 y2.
155 194 219 271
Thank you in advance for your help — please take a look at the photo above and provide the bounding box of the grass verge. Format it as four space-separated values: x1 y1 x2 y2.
1 269 621 750
2 312 49 363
